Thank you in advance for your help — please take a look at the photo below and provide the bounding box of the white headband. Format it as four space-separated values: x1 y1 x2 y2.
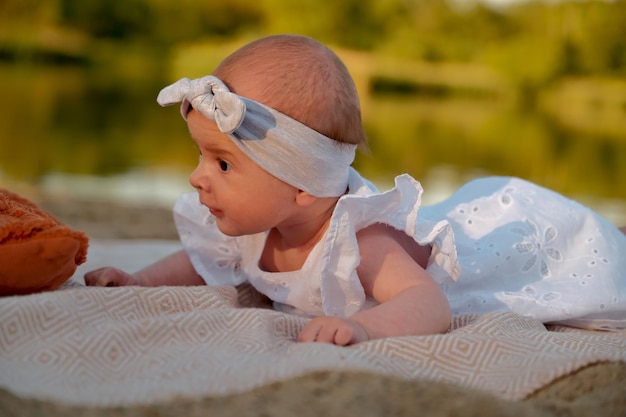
156 76 356 197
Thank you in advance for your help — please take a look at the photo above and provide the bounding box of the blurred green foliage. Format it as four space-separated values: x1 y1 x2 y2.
1 0 625 81
1 0 625 115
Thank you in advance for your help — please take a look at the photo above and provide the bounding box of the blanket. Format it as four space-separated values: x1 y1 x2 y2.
1 239 625 414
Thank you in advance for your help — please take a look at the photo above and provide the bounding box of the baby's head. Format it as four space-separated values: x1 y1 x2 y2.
212 34 366 147
157 35 362 198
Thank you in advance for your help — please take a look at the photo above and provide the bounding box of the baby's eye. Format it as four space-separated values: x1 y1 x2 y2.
218 159 231 172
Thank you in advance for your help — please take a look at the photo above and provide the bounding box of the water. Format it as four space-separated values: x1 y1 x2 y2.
1 62 625 226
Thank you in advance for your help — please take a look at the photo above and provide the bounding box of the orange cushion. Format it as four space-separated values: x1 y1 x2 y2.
0 189 89 296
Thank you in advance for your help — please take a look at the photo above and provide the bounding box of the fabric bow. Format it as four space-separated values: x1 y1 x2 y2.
156 76 246 134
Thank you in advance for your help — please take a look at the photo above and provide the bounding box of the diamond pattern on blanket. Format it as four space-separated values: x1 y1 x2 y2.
0 285 625 406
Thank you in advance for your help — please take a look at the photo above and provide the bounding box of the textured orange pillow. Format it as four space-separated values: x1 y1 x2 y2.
0 189 89 296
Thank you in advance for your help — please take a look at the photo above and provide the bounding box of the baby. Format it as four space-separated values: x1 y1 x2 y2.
86 34 626 343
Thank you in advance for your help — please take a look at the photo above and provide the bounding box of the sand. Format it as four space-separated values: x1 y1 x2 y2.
1 363 625 417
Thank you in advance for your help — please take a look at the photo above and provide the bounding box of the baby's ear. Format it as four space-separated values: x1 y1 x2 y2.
295 190 317 207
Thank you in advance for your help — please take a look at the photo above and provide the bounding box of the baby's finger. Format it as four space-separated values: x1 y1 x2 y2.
314 323 340 344
296 320 322 343
84 268 104 286
333 325 355 346
84 268 116 287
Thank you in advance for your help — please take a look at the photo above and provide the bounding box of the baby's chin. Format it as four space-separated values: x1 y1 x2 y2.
214 219 257 237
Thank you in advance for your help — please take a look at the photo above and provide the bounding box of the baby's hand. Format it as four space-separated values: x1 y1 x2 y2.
297 316 369 346
84 267 142 287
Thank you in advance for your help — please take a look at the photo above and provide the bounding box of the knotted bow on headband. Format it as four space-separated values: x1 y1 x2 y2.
157 76 356 197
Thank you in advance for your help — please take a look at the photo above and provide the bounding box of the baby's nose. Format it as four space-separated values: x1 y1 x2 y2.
189 166 210 192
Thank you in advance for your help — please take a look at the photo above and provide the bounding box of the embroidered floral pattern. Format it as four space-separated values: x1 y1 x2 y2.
214 243 243 278
511 219 562 278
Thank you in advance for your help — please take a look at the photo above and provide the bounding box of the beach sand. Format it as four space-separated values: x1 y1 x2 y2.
1 194 624 417
1 363 625 417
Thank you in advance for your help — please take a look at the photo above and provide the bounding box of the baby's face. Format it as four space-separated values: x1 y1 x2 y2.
186 110 300 237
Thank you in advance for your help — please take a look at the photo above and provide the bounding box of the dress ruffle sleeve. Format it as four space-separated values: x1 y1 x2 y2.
317 171 460 317
173 192 246 286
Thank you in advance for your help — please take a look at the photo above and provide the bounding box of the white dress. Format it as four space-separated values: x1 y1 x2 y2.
174 168 626 331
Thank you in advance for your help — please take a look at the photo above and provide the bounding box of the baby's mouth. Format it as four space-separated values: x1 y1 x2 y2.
209 207 223 217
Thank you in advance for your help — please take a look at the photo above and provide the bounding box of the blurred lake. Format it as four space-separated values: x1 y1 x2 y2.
1 55 625 226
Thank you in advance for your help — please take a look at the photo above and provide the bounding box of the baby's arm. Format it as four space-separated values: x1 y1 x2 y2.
85 249 205 287
298 223 451 345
